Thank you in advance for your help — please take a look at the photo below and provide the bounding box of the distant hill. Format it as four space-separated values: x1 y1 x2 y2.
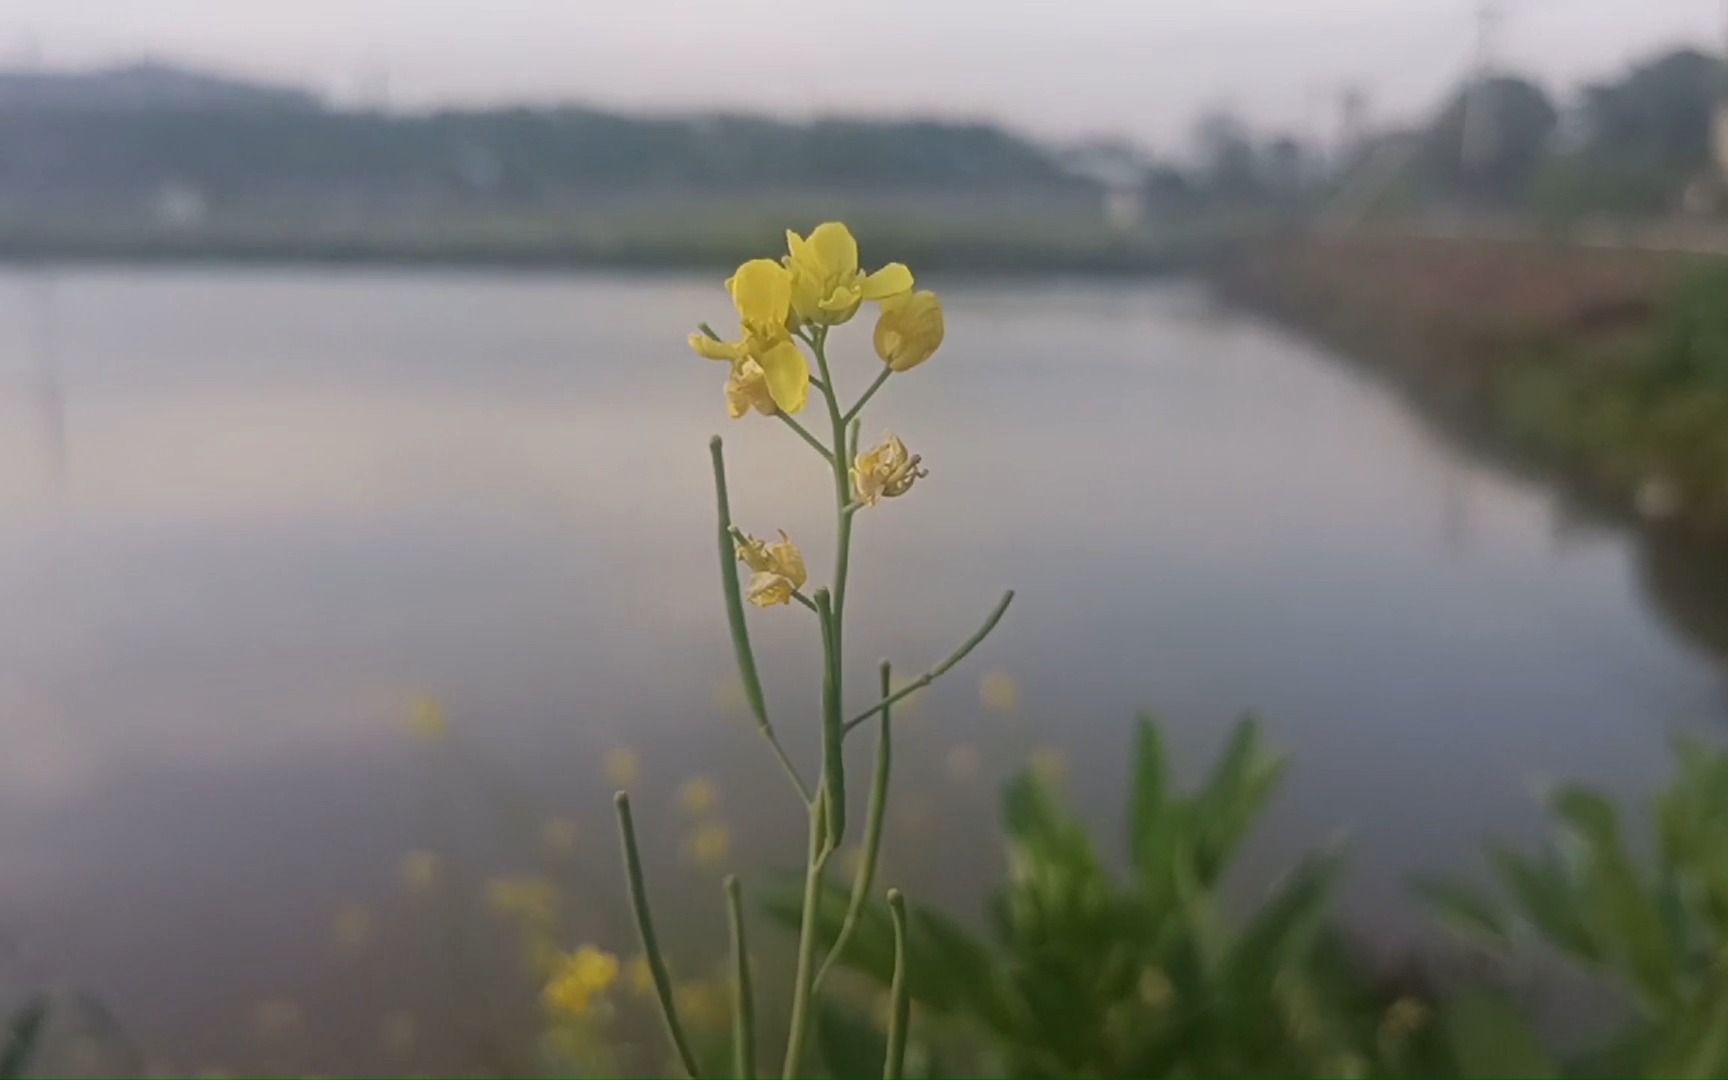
0 61 320 112
0 62 1092 217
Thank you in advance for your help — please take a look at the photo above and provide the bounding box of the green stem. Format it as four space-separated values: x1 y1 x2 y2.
843 590 1016 734
725 875 756 1080
884 889 910 1080
843 367 893 424
782 800 832 1079
814 589 847 849
776 412 833 464
711 437 811 803
613 793 704 1079
813 660 894 994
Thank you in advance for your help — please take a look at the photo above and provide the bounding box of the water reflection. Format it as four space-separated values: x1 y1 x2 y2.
0 266 1723 1071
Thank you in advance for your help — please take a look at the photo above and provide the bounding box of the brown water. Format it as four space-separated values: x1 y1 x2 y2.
0 267 1724 1074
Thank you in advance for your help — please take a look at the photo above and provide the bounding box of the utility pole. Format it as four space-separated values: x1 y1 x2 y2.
1459 0 1504 175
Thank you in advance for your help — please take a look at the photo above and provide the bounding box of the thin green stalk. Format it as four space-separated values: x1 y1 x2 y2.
724 875 756 1080
782 800 832 1079
814 589 846 848
614 793 704 1079
844 590 1016 734
712 437 811 802
776 412 833 464
884 889 910 1080
813 659 894 994
843 367 893 424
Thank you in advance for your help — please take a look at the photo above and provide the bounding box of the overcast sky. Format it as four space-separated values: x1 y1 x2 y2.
6 0 1723 150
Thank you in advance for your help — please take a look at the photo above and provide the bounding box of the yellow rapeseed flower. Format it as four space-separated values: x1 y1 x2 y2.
674 980 726 1031
678 777 719 815
542 946 620 1018
851 434 927 507
331 902 373 950
735 530 807 608
873 290 945 372
784 222 913 326
540 817 581 857
485 876 558 922
408 697 447 741
604 747 640 787
688 259 810 415
980 669 1021 714
399 849 442 893
627 954 655 996
686 821 732 866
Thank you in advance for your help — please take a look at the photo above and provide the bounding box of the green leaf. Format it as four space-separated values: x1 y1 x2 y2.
814 997 886 1080
0 998 48 1080
1191 716 1287 885
1490 845 1599 961
1442 991 1557 1079
1411 875 1511 951
1129 714 1170 872
1224 851 1344 998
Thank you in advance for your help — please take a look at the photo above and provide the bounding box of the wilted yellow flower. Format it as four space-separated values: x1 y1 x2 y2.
736 530 807 607
399 849 442 892
980 670 1021 714
874 290 945 372
408 697 447 741
724 357 778 419
541 817 581 857
542 946 620 1018
785 222 913 326
332 902 373 950
945 743 982 782
604 747 640 787
852 434 927 507
486 876 558 922
685 822 732 866
678 777 719 816
627 954 655 996
251 998 302 1038
689 259 810 414
380 1010 417 1054
1030 746 1069 787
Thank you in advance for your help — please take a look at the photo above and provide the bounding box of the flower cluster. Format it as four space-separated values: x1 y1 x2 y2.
542 945 620 1018
687 222 944 418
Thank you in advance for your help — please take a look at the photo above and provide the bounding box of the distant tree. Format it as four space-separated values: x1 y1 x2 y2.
1192 108 1261 200
1421 74 1559 205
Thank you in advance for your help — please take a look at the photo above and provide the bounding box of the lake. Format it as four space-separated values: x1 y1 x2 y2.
0 266 1723 1074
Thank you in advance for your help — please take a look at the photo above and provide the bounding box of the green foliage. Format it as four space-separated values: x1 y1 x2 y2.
0 998 46 1080
772 715 1434 1077
1422 738 1728 1076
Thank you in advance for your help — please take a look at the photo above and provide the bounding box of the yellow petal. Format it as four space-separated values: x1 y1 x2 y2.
754 337 810 414
860 262 913 300
689 332 743 362
725 358 776 419
805 222 859 278
746 571 795 607
874 290 945 372
768 529 806 589
727 259 792 334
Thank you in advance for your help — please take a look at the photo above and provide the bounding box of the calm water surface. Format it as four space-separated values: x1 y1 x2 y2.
0 267 1725 1072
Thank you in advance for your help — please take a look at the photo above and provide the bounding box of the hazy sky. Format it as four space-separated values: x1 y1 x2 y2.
6 0 1723 149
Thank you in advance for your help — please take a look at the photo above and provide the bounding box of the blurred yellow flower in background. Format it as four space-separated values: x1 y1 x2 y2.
251 998 302 1039
331 902 373 950
399 849 442 893
674 979 726 1031
1030 746 1070 787
852 433 927 507
486 876 558 922
379 1011 417 1054
542 946 620 1018
785 222 912 326
980 670 1021 714
678 777 719 816
407 697 447 741
736 530 807 608
603 747 640 788
945 742 983 782
627 954 655 996
873 290 945 372
540 817 581 858
685 822 732 866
